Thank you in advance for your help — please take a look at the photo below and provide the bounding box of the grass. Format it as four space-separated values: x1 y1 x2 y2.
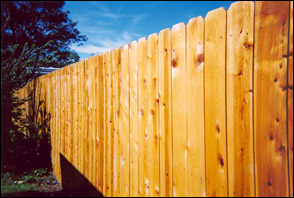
1 168 52 195
1 184 38 194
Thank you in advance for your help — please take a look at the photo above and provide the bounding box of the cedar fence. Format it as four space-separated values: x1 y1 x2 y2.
14 1 293 197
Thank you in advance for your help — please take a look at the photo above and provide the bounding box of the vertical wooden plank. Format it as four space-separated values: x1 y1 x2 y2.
90 57 95 185
204 7 227 197
171 22 187 197
86 57 93 184
72 63 78 168
106 51 112 197
109 50 114 197
121 44 130 197
93 55 98 189
113 48 121 197
67 66 70 160
84 59 90 179
50 72 56 177
56 70 62 183
158 28 172 198
113 50 118 197
111 50 116 195
65 67 69 159
44 76 50 137
50 73 54 178
34 78 39 136
226 1 255 197
97 54 104 193
77 61 81 171
129 41 139 197
24 84 29 136
61 68 66 156
147 33 160 197
80 60 85 175
137 37 148 197
186 16 205 197
68 66 73 164
103 52 109 196
41 76 46 136
39 76 44 138
254 1 289 197
35 78 41 138
288 1 293 197
46 74 51 168
92 56 96 186
116 49 122 197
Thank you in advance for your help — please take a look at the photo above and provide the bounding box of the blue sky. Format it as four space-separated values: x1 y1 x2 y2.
63 1 235 60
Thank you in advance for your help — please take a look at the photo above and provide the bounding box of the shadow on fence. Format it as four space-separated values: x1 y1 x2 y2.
3 80 52 173
59 153 103 197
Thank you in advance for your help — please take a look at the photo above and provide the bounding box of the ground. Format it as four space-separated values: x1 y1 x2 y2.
1 168 63 197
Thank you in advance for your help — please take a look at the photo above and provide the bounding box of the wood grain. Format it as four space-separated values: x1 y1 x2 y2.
158 28 172 198
254 1 289 196
186 16 205 197
227 1 254 197
204 7 227 197
171 22 187 197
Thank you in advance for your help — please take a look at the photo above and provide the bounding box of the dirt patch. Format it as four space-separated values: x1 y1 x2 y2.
32 172 62 193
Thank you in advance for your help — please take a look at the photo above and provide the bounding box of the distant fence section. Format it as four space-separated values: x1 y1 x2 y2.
14 1 293 197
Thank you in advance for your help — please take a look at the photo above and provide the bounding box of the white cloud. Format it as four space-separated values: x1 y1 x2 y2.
122 31 132 42
131 14 147 24
71 44 111 54
90 2 125 19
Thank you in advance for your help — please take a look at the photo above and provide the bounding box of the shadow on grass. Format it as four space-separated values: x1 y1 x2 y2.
2 154 103 197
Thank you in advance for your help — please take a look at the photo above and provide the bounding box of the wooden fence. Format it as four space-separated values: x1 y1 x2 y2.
14 1 293 197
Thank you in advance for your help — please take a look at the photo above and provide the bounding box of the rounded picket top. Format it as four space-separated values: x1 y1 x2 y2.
205 7 227 19
172 22 186 32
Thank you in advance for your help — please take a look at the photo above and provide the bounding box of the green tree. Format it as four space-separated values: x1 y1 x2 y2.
1 1 87 68
1 1 87 166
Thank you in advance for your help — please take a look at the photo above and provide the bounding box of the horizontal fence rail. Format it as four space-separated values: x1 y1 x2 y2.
14 1 293 197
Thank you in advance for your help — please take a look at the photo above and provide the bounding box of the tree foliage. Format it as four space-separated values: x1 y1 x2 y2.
1 1 87 68
1 1 87 166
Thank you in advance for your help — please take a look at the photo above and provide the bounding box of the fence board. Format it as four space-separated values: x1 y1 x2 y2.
103 52 109 196
61 68 65 157
64 67 69 160
121 44 130 197
89 57 95 184
97 54 104 192
96 54 103 192
77 62 81 171
204 7 227 197
254 1 290 197
129 41 139 197
116 49 122 196
80 60 85 175
110 50 115 197
227 1 255 197
93 56 98 189
84 59 89 179
106 51 112 197
69 66 73 164
288 1 293 197
137 37 148 197
72 64 77 168
112 48 121 196
56 70 61 182
158 28 172 198
147 33 160 197
50 72 56 177
171 22 187 197
186 16 205 197
67 66 71 160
